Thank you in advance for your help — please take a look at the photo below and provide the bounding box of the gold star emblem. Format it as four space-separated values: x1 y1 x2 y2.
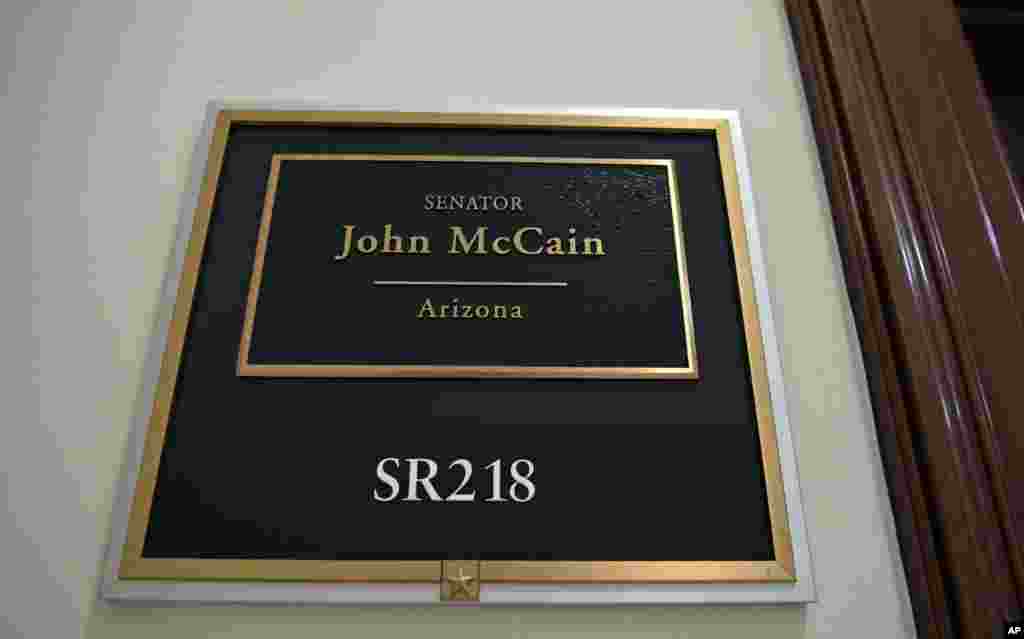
447 567 476 600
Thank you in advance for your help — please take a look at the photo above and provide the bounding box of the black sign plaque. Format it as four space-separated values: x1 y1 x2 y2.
115 110 799 600
239 155 697 378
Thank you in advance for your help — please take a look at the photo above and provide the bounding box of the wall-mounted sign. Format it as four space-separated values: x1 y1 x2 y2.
105 108 813 605
238 155 697 379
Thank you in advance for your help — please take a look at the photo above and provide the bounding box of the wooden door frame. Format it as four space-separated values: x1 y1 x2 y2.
784 1 1024 637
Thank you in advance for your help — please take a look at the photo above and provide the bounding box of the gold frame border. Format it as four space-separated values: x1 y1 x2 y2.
237 154 698 380
119 110 793 584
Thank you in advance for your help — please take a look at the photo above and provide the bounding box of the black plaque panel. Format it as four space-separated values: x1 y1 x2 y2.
241 157 694 373
136 120 776 568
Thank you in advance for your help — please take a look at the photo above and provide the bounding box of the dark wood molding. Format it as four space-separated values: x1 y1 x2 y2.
784 1 1024 637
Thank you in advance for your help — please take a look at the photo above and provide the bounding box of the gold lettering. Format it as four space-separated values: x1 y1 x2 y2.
381 224 402 253
335 224 356 261
415 298 524 319
408 235 430 254
513 227 543 255
338 223 601 260
449 226 488 254
417 298 436 318
544 237 564 255
357 234 378 253
583 237 605 256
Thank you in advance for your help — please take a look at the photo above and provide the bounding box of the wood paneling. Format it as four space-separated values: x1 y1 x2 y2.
784 1 1024 637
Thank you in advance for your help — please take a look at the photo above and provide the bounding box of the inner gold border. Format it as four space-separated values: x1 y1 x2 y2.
237 154 698 380
119 110 794 584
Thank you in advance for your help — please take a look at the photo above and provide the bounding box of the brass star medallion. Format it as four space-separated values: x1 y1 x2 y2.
449 569 474 598
441 560 480 602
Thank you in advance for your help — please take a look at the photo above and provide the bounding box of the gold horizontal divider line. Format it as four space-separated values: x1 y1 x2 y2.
479 560 794 583
238 364 698 379
120 559 792 584
224 110 725 132
271 154 675 165
119 559 441 582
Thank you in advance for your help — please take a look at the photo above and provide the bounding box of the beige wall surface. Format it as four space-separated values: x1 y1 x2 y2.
0 1 916 637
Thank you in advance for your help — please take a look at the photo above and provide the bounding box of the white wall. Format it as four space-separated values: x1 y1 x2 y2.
0 1 916 637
